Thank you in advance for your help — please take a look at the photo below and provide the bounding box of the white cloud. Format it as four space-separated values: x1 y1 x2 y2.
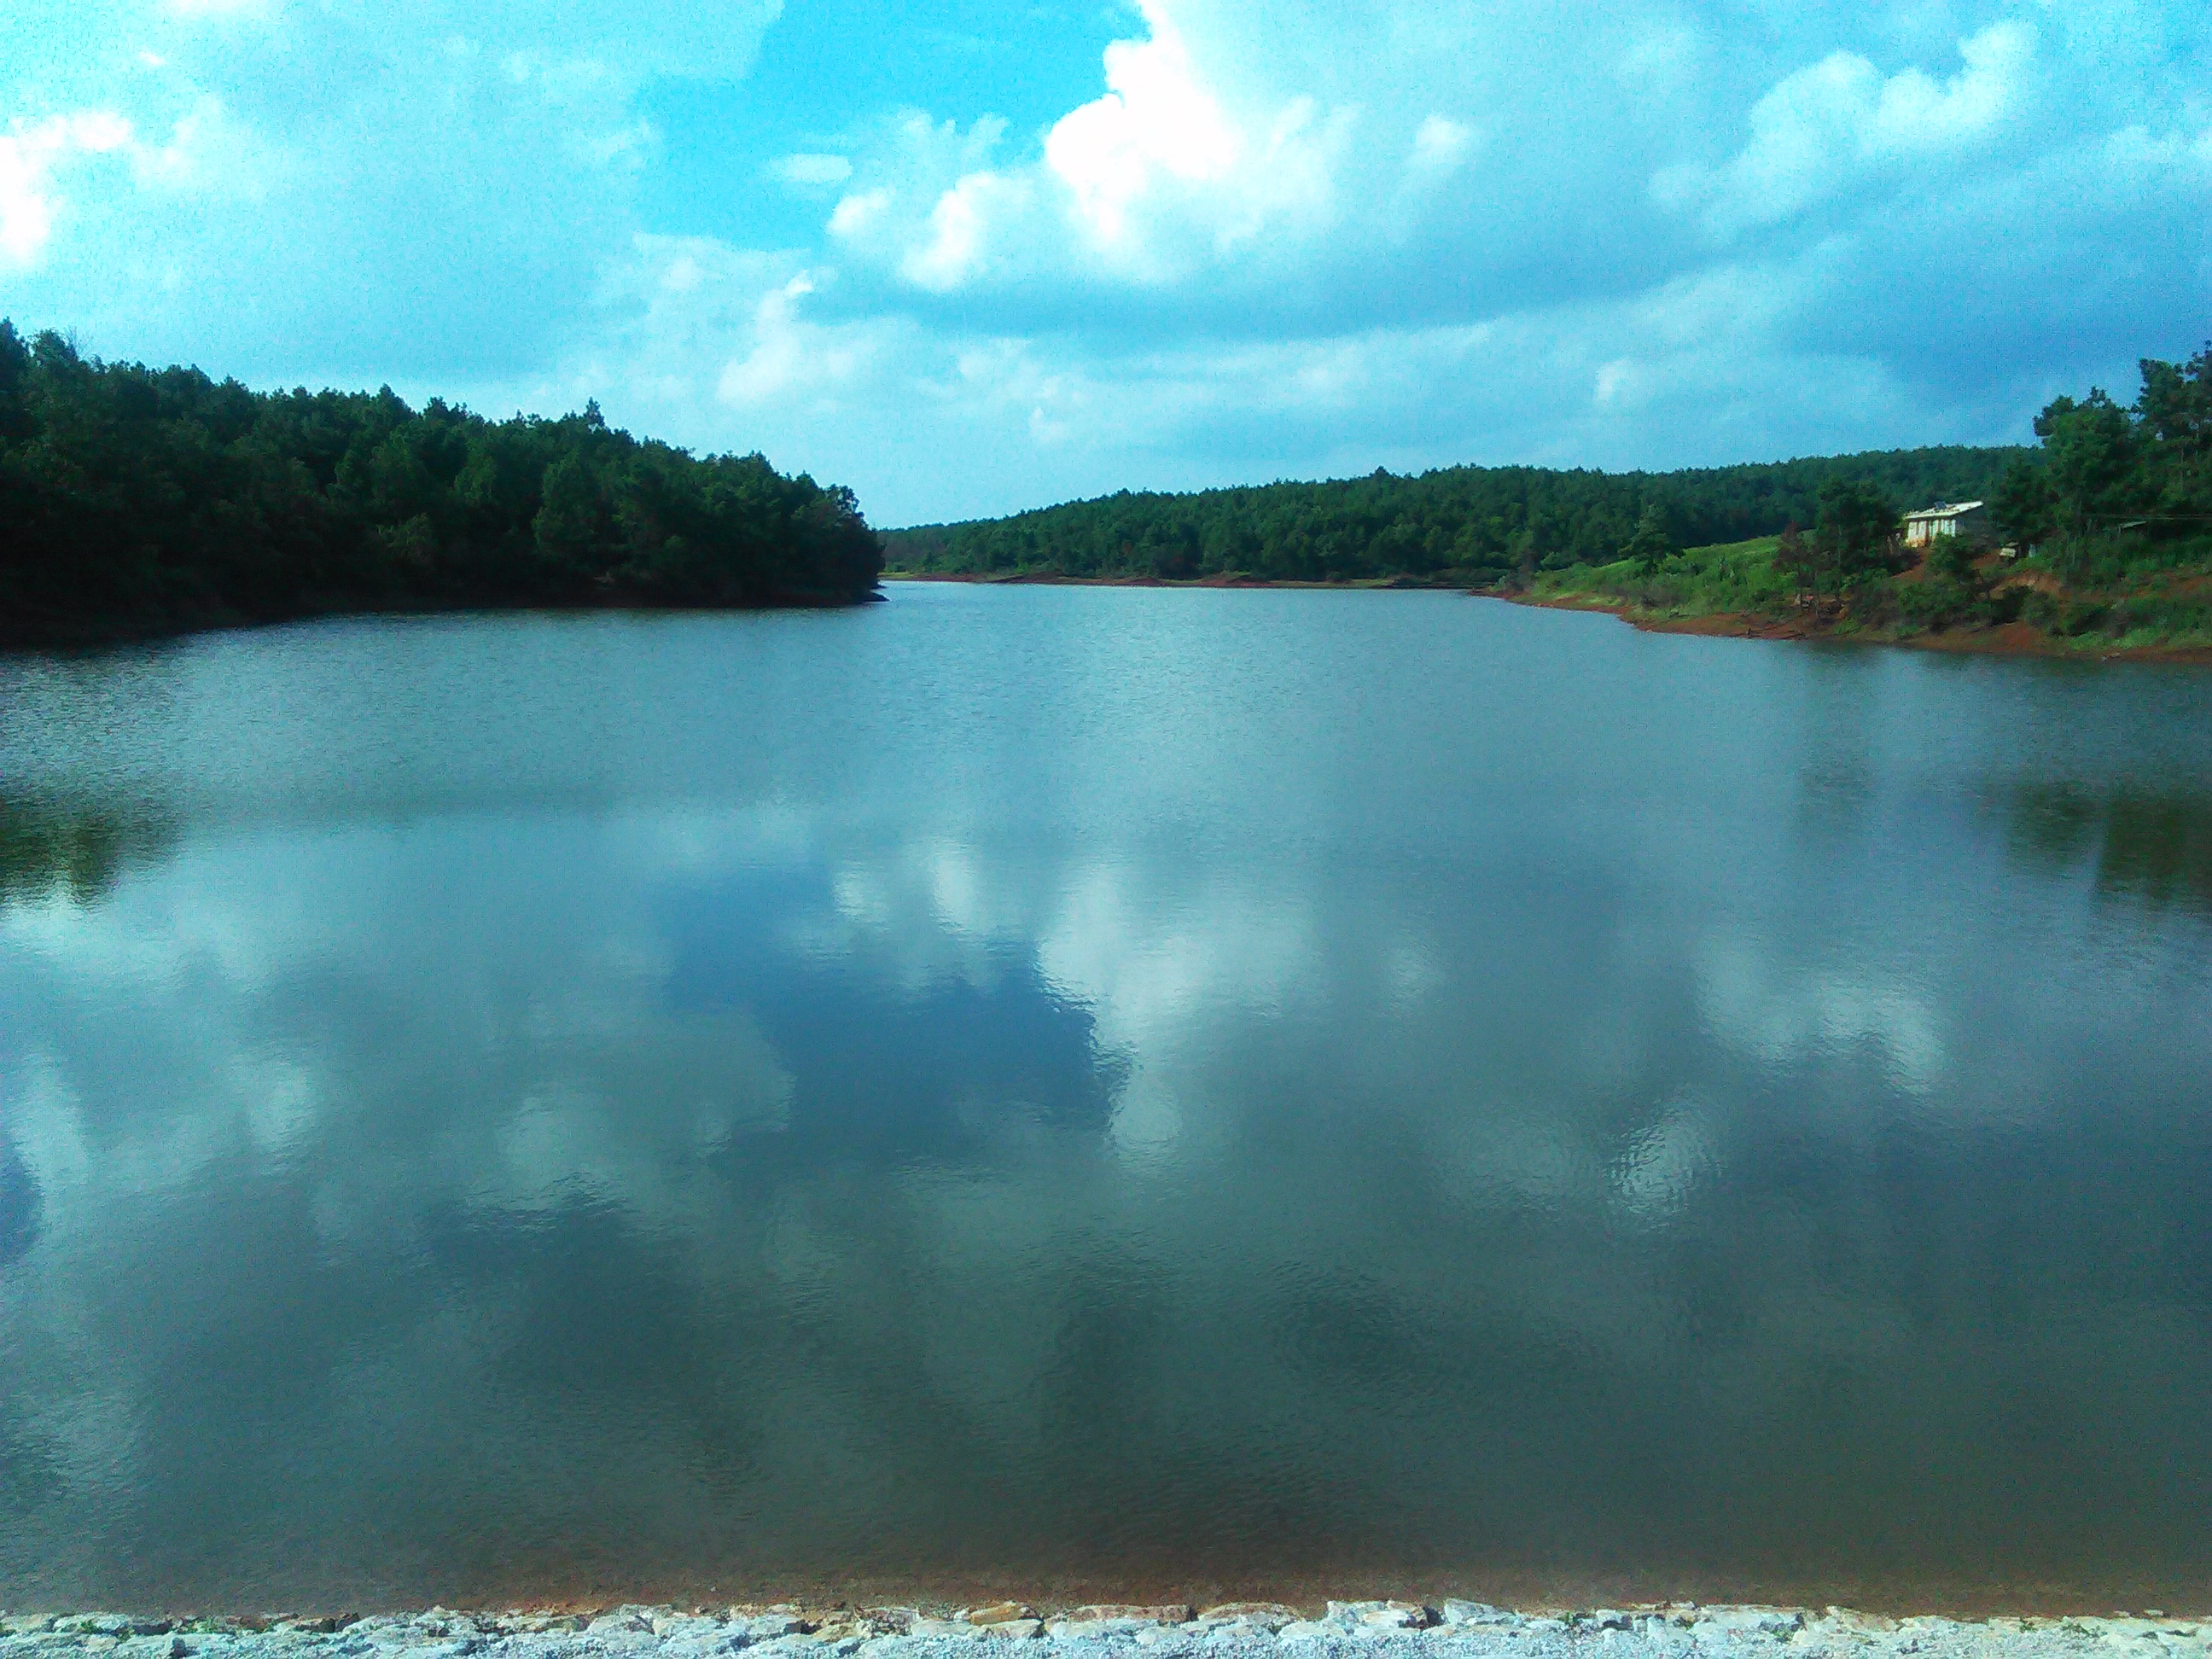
828 188 892 238
0 113 132 265
901 169 1033 291
0 133 64 265
818 1 1359 292
1672 19 2040 236
1044 1 1242 247
771 153 853 187
1409 114 1474 174
718 271 823 405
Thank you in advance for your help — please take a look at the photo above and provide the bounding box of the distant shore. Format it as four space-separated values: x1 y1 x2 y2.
1498 588 2212 665
881 572 1463 592
882 571 2212 663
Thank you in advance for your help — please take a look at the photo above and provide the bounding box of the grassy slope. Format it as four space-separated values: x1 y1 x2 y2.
1527 538 2212 658
1532 538 1795 620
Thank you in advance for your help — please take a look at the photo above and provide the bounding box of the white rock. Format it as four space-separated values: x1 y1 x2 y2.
2093 1623 2174 1648
1196 1610 1299 1636
736 1622 809 1645
649 1621 723 1644
1691 1610 1803 1641
1327 1607 1415 1631
1437 1607 1516 1630
1278 1624 1337 1644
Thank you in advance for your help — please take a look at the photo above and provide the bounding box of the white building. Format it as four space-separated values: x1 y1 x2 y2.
1902 500 1995 548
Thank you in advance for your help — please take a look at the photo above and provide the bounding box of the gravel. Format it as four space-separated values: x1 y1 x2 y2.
2 1602 2203 1659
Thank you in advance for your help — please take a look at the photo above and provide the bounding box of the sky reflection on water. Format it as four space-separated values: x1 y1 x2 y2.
2 590 2211 1613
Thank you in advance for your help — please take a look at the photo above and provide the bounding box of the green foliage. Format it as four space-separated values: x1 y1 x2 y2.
884 446 2025 584
0 322 882 648
1523 345 2212 655
1922 533 1980 585
2035 389 2140 535
1998 345 2212 559
1813 476 1901 573
1893 573 1980 632
1621 503 1677 574
1537 536 1796 615
1993 459 2058 548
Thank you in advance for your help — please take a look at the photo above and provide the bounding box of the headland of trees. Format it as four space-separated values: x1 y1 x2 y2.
886 346 2212 660
0 322 884 649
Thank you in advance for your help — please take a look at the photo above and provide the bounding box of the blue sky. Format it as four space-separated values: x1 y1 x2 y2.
3 0 2208 524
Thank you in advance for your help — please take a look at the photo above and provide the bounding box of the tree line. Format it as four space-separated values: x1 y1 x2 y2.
1994 345 2212 575
1540 344 2212 645
1769 346 2212 619
0 323 883 649
883 447 2029 585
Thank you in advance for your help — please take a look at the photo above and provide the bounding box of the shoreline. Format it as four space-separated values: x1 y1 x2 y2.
2 591 888 656
1499 590 2212 666
881 573 1462 592
4 1602 2203 1659
881 572 2212 664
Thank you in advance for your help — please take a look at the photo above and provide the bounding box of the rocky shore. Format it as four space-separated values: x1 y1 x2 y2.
3 1602 2203 1659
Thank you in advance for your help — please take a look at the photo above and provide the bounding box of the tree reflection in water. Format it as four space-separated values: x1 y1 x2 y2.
2004 782 2212 916
0 795 175 906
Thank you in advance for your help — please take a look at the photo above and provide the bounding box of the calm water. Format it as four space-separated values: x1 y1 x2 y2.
3 586 2211 1615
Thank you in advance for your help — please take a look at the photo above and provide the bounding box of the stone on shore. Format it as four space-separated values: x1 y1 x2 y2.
1329 1605 1431 1633
1199 1610 1301 1634
6 1598 2206 1659
1435 1611 1513 1632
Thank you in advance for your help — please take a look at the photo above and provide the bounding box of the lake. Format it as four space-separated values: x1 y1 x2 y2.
3 585 2210 1615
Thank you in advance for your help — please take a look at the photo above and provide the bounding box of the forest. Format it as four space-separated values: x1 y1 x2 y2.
0 323 883 649
882 446 2029 584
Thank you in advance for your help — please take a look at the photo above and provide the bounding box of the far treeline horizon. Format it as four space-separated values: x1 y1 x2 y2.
2 318 2206 650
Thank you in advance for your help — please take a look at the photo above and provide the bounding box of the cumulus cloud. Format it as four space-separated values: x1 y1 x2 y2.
1044 2 1243 247
824 2 1357 292
0 113 133 265
1662 19 2041 236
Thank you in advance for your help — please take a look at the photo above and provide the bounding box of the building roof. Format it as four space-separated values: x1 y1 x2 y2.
1903 500 1988 521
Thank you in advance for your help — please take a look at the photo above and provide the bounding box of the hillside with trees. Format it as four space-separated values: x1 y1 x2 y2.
0 323 882 649
882 448 2028 585
1534 345 2212 654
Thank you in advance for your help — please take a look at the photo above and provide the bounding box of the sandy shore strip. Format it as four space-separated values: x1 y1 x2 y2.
4 1603 2206 1659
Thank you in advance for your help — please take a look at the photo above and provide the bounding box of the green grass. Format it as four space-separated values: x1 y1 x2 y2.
1531 533 2212 655
1532 536 1794 619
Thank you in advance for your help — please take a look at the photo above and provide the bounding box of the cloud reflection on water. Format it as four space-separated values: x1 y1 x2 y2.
1 599 2211 1610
